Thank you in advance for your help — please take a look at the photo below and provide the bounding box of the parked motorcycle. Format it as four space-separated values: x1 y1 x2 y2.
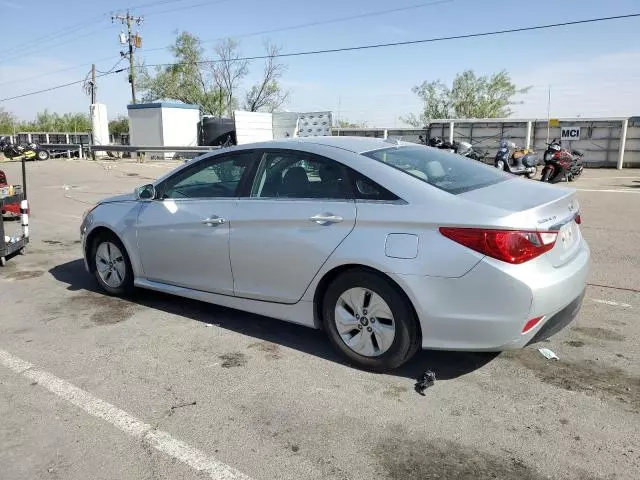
0 136 50 161
455 141 487 162
426 136 487 161
541 139 584 183
494 138 538 178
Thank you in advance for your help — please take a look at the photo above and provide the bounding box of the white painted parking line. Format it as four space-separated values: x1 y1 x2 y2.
0 348 253 480
592 299 632 308
574 188 640 194
579 176 640 180
49 212 83 220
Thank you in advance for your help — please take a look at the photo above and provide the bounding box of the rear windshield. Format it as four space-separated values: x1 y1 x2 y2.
363 145 509 195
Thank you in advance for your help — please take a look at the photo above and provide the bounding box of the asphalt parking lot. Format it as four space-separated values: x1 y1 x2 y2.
1 158 639 480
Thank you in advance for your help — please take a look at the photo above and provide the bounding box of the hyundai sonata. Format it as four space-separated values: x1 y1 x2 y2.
81 137 589 371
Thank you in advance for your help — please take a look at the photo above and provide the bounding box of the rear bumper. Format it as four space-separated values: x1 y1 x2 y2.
528 290 585 344
390 238 590 351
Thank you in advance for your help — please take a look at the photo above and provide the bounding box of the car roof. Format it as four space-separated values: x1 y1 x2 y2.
249 136 399 154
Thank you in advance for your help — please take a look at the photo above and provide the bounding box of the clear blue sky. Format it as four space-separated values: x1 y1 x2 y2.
1 0 640 126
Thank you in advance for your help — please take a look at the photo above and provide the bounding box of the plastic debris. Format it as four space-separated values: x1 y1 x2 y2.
414 369 436 395
538 348 559 360
170 401 196 414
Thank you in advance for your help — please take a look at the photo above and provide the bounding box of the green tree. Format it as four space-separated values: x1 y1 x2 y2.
19 110 91 132
108 115 129 136
402 70 530 126
138 32 290 117
0 107 17 134
334 118 367 128
138 32 225 116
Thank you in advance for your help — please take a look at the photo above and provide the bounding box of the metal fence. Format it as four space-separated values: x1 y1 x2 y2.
4 116 640 167
333 117 640 168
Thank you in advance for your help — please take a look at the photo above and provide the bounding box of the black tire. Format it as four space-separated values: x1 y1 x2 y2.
322 269 419 372
36 149 49 161
90 232 134 296
540 167 552 182
525 165 538 179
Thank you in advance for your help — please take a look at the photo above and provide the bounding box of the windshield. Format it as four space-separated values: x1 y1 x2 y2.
363 145 509 195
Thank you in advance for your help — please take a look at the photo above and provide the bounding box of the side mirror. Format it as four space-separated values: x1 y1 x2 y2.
135 184 156 201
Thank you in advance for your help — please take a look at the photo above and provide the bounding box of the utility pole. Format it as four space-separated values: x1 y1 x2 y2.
90 64 96 104
112 11 143 104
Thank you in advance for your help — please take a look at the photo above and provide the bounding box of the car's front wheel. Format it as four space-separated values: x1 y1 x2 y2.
91 233 134 296
322 269 419 372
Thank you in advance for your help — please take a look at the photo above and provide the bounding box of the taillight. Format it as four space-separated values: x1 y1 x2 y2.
439 227 558 264
522 316 544 334
574 214 581 225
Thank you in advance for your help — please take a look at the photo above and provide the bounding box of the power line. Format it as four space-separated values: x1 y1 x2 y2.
144 12 640 67
0 55 122 87
0 71 122 102
2 0 192 53
142 0 452 54
3 25 113 64
144 0 232 17
3 12 639 103
96 57 127 74
3 15 106 54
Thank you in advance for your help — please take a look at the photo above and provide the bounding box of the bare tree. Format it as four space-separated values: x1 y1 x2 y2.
243 42 289 113
211 39 249 116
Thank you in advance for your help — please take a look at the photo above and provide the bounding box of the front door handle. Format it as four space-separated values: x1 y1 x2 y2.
202 215 226 226
309 213 343 225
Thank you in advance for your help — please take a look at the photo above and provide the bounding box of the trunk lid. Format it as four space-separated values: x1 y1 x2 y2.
459 177 581 267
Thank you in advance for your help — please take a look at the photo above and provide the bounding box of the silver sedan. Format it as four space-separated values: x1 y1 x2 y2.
81 137 589 371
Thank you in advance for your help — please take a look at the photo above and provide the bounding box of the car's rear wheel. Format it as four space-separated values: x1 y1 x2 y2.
36 150 49 161
322 269 418 372
91 233 134 296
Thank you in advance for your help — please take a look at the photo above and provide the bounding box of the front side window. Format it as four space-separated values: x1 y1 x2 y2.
363 145 509 195
251 151 351 199
160 152 253 199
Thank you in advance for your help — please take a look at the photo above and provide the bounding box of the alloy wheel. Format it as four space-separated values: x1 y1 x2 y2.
334 287 396 357
95 241 126 288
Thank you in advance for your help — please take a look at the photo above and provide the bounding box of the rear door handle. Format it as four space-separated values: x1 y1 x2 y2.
202 215 226 226
309 213 343 225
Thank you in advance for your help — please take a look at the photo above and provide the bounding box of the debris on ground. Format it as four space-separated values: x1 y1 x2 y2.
170 401 197 414
414 370 436 395
538 348 559 360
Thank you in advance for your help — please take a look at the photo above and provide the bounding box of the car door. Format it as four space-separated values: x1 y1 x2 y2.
136 150 257 295
230 149 357 303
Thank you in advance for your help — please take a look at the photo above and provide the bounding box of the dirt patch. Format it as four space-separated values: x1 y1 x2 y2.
8 327 32 335
5 270 44 280
374 436 546 480
503 349 640 412
219 352 247 368
564 340 586 348
43 240 62 245
382 385 409 398
66 293 137 325
247 341 281 360
573 326 625 342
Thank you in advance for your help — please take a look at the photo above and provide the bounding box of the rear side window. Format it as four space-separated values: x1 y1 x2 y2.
363 146 508 194
348 169 399 201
